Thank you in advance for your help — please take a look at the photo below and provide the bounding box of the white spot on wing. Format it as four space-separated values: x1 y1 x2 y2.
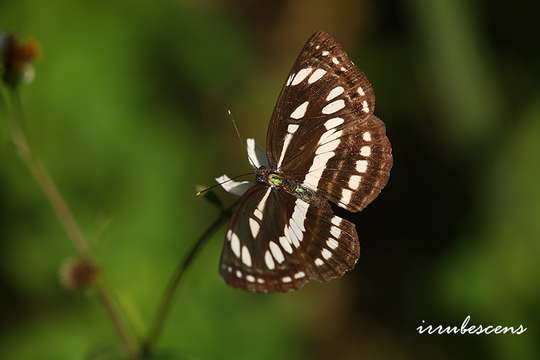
314 258 324 266
254 208 263 220
362 100 369 113
289 219 303 243
356 159 368 173
319 128 336 143
277 133 293 169
362 132 371 141
287 124 299 133
284 225 300 248
303 152 335 190
279 236 293 254
357 86 365 96
294 271 306 279
246 138 268 168
322 50 329 56
282 276 292 283
326 86 344 101
291 67 312 85
241 246 252 266
246 275 255 282
319 129 343 145
327 238 339 249
308 68 327 84
324 117 344 130
330 226 342 238
304 169 323 188
360 146 371 157
230 233 240 257
236 270 242 278
256 188 272 213
316 138 340 154
269 241 285 263
341 189 353 204
251 187 271 232
331 216 342 226
264 250 275 269
290 199 309 241
249 218 260 238
290 101 309 119
322 248 332 259
348 175 362 190
322 99 345 114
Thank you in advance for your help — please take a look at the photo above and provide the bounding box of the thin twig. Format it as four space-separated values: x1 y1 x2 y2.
10 124 89 254
3 90 138 359
95 283 137 358
142 204 235 357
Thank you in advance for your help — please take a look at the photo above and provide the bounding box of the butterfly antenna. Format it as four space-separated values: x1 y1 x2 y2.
228 109 243 144
227 109 259 167
196 172 254 197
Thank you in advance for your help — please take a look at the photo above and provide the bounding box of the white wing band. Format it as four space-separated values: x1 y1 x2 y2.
215 174 253 197
246 138 268 169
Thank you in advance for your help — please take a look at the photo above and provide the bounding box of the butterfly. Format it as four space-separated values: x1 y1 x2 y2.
215 31 392 293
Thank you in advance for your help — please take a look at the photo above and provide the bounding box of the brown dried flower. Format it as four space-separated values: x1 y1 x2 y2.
59 257 100 290
1 32 40 88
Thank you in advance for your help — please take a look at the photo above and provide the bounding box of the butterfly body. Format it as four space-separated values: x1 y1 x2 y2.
216 31 392 293
256 167 330 209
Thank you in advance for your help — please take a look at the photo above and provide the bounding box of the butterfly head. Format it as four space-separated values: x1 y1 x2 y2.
255 166 285 188
268 173 284 186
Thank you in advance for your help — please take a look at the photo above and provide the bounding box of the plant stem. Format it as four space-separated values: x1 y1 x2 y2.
10 123 89 254
142 204 235 357
3 90 138 359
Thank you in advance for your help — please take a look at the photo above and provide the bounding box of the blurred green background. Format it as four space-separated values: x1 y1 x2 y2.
0 0 539 359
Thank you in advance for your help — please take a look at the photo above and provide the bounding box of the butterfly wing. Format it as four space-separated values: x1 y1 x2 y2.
266 31 392 212
220 184 359 293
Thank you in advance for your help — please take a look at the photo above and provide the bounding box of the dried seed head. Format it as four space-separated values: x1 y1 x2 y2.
59 257 100 290
1 32 40 88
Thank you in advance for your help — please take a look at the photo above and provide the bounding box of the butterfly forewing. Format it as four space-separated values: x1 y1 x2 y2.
220 184 359 293
299 114 392 211
266 31 392 212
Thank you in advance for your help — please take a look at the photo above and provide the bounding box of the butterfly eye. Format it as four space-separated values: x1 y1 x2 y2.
268 174 283 186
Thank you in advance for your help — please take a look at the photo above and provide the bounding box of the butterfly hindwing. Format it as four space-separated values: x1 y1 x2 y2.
266 31 392 212
299 202 360 282
219 184 359 293
220 184 305 292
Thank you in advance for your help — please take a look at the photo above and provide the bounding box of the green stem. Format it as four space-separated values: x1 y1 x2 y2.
2 89 138 359
142 204 235 357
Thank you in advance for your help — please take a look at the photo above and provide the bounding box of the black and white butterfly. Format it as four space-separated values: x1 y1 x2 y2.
216 31 392 293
